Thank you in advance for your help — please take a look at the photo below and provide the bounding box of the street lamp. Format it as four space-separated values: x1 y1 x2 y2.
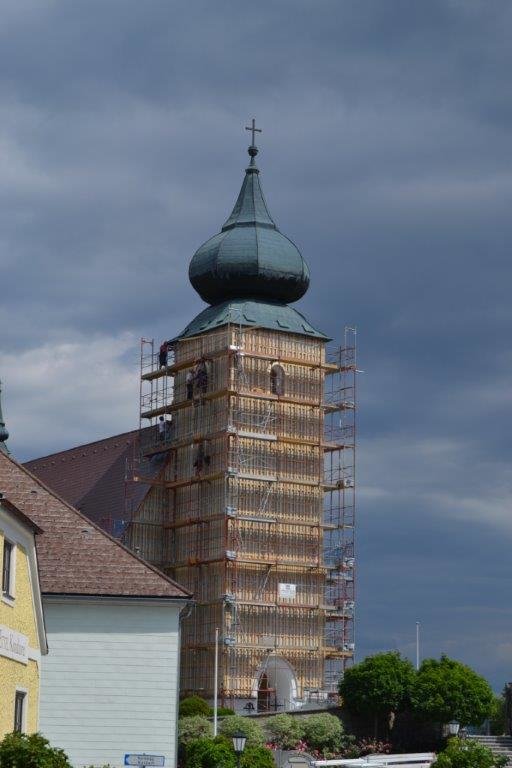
232 730 247 768
447 720 460 737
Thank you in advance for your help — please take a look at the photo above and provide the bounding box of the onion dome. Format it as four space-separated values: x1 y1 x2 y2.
189 141 310 306
0 380 10 455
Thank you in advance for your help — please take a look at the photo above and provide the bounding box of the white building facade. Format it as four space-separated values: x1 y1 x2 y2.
40 597 183 768
0 450 191 768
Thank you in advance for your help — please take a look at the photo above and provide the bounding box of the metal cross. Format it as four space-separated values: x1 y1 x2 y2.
245 118 262 146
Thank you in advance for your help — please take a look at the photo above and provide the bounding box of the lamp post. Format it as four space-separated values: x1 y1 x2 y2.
447 720 460 737
232 730 247 768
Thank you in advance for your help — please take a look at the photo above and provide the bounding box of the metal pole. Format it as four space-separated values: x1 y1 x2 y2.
213 627 219 736
416 621 420 670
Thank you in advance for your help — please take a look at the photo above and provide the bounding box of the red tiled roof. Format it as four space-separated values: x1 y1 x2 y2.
0 497 43 534
25 431 146 527
0 451 190 599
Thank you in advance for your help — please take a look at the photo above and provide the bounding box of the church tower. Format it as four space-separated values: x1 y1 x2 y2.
128 126 356 710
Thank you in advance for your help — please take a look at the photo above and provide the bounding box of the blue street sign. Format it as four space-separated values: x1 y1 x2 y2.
124 755 165 767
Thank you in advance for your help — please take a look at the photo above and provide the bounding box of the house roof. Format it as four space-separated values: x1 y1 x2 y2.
24 430 161 531
0 451 190 600
0 497 43 534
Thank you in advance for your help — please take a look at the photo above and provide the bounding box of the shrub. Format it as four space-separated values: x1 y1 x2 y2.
185 737 274 768
241 745 275 768
219 714 265 746
0 732 72 768
431 737 507 768
180 696 212 718
302 713 345 753
266 714 305 749
356 738 392 757
179 716 213 745
217 706 236 717
186 737 235 768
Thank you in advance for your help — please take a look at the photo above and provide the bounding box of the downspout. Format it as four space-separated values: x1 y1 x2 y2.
174 600 194 768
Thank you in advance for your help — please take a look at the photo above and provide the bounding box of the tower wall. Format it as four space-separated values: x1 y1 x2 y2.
127 323 355 709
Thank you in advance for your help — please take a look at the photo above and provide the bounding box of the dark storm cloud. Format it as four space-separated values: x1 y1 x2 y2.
1 0 511 687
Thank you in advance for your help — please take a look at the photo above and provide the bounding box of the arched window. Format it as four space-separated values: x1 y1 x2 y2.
270 363 285 396
193 357 209 396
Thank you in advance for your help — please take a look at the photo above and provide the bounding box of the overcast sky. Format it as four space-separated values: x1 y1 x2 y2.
1 0 511 690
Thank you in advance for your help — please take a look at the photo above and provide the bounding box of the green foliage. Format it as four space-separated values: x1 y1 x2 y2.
240 745 276 768
186 737 235 768
302 713 345 752
217 706 236 717
339 651 416 719
179 716 213 745
180 696 212 718
219 714 265 746
185 736 274 768
431 737 507 768
0 732 72 768
266 713 305 749
411 656 494 727
490 694 507 736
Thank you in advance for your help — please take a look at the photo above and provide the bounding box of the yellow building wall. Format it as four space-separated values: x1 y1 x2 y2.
0 529 42 738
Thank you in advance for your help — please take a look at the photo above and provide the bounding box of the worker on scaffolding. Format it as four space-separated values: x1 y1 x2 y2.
159 341 169 369
158 415 168 442
186 369 194 400
194 357 208 395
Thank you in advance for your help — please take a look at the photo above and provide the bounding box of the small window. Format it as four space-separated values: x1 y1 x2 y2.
270 364 285 396
2 539 13 598
14 691 26 732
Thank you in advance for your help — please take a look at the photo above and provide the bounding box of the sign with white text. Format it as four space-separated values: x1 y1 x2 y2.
0 625 28 665
124 755 165 767
278 583 296 599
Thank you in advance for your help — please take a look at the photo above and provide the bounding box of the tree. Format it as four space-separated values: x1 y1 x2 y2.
339 651 416 735
431 737 507 768
411 656 494 727
219 714 265 746
490 693 507 736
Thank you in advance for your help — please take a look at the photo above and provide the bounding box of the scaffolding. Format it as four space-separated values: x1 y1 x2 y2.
124 321 357 708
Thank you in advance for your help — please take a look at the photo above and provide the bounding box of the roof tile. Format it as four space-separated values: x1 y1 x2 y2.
0 452 190 600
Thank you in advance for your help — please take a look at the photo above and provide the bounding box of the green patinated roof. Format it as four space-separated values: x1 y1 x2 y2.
189 145 310 306
222 156 276 231
175 299 328 341
180 137 325 343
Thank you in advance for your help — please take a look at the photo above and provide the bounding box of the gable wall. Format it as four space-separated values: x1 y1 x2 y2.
40 598 181 768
